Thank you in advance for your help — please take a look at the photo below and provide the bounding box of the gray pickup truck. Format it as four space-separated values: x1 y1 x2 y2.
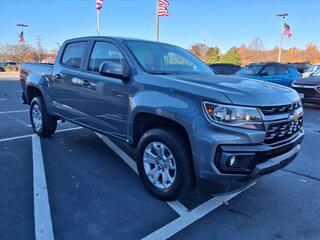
20 37 304 200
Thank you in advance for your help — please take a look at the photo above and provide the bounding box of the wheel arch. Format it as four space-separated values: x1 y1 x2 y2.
131 112 197 186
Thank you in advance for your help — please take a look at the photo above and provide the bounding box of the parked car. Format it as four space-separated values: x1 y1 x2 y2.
291 70 320 104
289 62 311 73
302 64 320 78
235 62 301 86
20 37 304 200
208 63 241 75
0 61 19 72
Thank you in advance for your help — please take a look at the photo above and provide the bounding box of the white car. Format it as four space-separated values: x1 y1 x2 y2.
303 64 320 78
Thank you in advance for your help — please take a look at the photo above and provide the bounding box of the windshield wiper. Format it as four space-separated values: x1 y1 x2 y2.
150 72 179 75
150 71 200 75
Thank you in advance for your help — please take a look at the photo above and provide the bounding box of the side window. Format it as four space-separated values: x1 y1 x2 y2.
262 66 276 75
276 66 289 75
88 42 124 72
62 42 86 69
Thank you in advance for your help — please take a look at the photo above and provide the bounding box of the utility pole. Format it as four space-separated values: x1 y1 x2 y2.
277 13 288 63
36 36 43 63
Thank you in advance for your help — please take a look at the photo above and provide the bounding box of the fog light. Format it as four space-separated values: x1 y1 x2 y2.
228 156 237 167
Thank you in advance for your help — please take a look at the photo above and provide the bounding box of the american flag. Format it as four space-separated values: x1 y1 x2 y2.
96 0 103 10
158 0 169 16
18 31 24 43
283 23 292 39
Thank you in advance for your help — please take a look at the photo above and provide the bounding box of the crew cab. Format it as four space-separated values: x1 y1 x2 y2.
20 37 304 200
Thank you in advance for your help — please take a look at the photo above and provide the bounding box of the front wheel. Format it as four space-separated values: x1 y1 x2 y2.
30 97 57 137
137 127 193 201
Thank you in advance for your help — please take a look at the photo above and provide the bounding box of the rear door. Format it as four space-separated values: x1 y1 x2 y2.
51 41 88 121
275 65 293 86
260 65 283 85
76 40 130 140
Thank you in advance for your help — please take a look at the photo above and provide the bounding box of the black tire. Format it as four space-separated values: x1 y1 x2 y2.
137 127 193 201
30 96 57 137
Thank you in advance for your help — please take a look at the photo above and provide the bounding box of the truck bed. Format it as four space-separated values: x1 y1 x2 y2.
20 63 54 102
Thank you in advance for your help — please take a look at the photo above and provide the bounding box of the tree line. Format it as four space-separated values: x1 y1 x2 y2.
0 44 57 64
190 37 320 65
1 37 320 66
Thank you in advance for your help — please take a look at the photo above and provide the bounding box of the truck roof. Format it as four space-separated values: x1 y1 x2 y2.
64 36 159 44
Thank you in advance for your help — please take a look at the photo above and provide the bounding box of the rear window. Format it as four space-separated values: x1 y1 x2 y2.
262 66 276 75
62 42 87 69
276 66 289 75
240 64 263 75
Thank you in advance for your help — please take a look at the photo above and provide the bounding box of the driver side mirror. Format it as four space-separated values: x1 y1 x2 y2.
260 72 269 76
99 60 130 80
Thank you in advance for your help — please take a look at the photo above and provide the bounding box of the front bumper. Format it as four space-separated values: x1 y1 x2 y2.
197 129 304 194
292 86 320 104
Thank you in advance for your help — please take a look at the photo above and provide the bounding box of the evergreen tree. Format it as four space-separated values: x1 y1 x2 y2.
220 47 241 65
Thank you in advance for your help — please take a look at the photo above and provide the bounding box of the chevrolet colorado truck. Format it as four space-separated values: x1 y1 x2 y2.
20 37 304 200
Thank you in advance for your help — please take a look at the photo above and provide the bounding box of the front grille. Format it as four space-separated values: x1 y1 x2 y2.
259 102 301 115
264 117 303 145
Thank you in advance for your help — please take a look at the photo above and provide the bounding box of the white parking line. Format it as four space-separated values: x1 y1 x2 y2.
166 201 189 216
0 133 33 143
96 133 256 238
97 133 138 174
142 182 256 240
32 135 54 240
0 109 28 114
0 126 83 143
96 133 190 216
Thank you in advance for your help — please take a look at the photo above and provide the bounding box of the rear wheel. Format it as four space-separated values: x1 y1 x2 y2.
30 97 57 137
137 127 193 201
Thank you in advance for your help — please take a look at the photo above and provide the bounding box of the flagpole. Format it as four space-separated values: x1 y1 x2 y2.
277 13 288 63
97 9 101 36
156 0 159 41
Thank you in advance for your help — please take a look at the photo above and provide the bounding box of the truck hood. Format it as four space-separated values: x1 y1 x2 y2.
162 74 300 106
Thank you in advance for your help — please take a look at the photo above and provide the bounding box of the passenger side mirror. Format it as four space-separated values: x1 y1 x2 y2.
99 61 130 80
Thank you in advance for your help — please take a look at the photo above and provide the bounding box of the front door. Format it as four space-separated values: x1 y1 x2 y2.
76 41 130 140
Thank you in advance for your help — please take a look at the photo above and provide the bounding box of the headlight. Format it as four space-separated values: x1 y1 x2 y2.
203 102 263 130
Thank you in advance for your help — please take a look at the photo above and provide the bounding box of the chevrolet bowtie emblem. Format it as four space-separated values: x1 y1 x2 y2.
289 114 299 121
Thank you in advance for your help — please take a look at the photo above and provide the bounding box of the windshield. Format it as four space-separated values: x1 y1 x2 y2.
238 64 263 75
311 70 320 77
306 65 319 73
126 40 214 75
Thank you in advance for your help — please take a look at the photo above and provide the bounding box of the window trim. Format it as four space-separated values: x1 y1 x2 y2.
86 40 126 73
60 41 88 70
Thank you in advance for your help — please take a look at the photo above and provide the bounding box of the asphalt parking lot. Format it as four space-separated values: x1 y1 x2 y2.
0 73 320 240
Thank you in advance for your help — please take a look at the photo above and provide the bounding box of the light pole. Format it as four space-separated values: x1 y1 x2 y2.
16 23 28 44
16 23 28 65
277 13 288 63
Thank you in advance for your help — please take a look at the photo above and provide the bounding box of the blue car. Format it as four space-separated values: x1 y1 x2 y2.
235 62 301 87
